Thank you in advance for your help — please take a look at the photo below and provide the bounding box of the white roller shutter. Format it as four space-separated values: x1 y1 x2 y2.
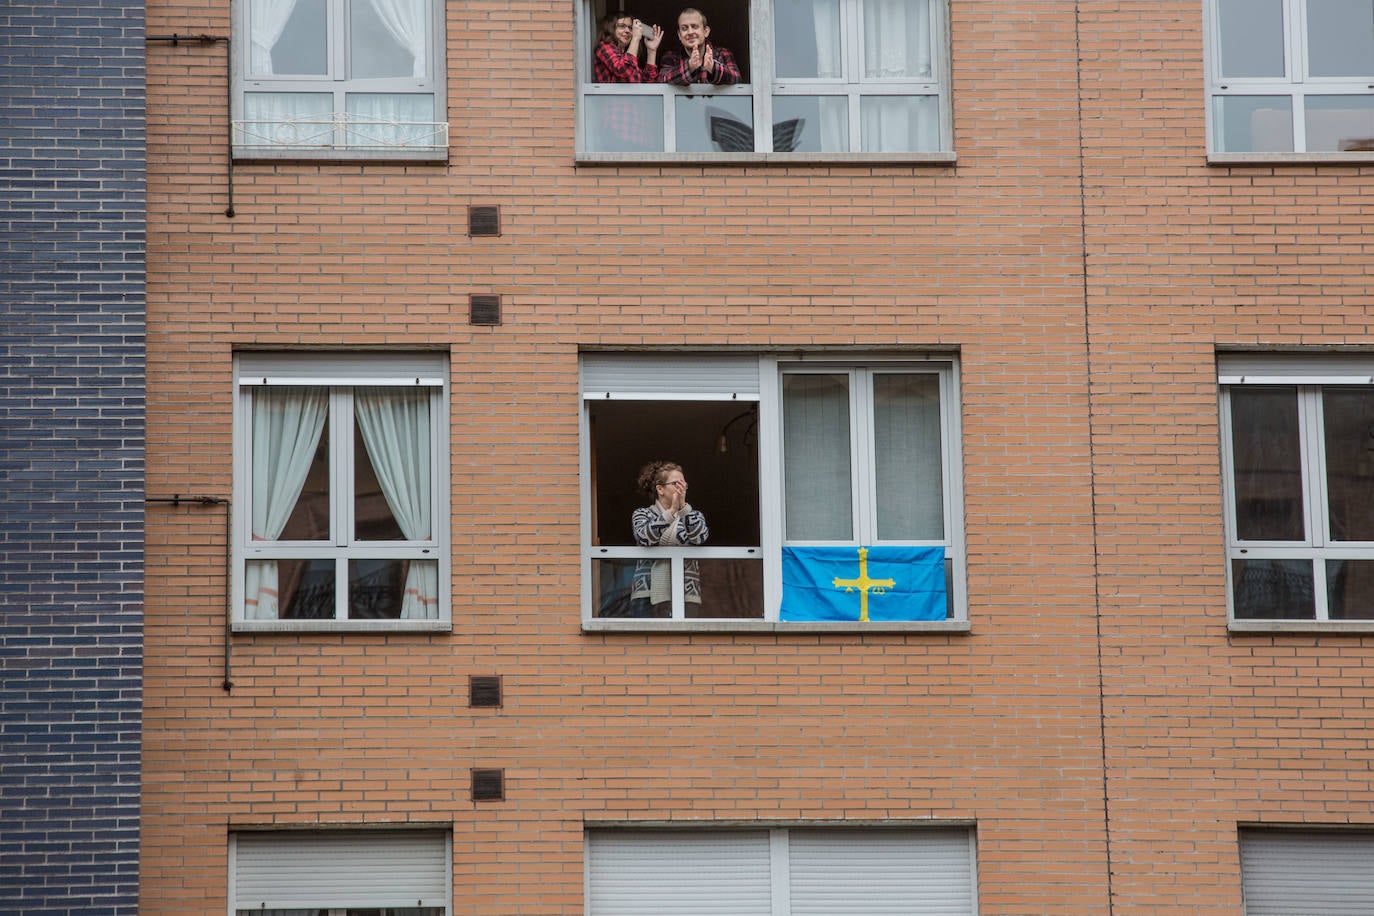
232 829 449 911
1218 354 1374 386
787 828 975 916
237 351 448 386
1240 829 1374 916
586 829 773 916
581 353 760 400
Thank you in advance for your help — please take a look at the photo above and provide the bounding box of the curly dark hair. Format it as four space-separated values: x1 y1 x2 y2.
637 460 682 496
598 11 633 46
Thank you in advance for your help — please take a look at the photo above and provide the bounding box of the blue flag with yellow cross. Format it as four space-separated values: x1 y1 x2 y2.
780 545 947 621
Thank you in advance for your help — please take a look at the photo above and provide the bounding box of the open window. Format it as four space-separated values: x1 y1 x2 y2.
581 353 965 626
232 352 450 630
578 0 950 156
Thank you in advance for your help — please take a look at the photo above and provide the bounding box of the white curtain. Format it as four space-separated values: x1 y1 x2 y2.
366 0 428 78
244 388 328 619
249 0 301 75
863 0 931 78
345 93 435 147
782 374 854 541
241 92 334 146
355 387 439 620
873 374 944 539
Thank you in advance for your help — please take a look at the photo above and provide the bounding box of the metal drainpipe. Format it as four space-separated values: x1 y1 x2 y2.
143 34 236 217
145 496 235 691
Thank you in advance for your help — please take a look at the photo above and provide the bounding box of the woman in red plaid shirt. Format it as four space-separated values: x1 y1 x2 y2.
593 12 664 82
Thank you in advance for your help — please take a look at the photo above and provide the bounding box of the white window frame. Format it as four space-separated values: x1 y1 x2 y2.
580 352 966 630
1219 354 1374 629
1204 0 1374 158
232 352 450 631
584 825 978 916
574 0 954 161
228 828 452 915
230 0 448 159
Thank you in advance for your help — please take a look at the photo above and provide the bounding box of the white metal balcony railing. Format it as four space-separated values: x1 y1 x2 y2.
232 113 449 152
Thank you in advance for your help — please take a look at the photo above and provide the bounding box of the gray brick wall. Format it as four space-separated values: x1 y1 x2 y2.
1 0 146 912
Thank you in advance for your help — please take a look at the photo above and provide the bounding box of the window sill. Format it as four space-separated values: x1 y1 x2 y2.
233 619 452 633
232 147 448 164
576 151 957 166
583 619 970 634
1209 151 1374 166
1230 619 1374 635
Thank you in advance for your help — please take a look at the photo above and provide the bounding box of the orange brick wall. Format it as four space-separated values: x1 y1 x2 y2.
140 1 1374 914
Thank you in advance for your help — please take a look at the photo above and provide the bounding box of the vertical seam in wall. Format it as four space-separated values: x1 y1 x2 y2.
1072 0 1115 912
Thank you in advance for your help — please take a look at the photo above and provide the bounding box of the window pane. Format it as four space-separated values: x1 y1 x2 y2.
1215 95 1294 152
1322 387 1374 540
255 0 328 76
354 387 431 541
348 558 413 618
874 373 944 540
1218 0 1286 78
1327 559 1374 618
345 95 441 148
772 95 849 151
775 0 842 78
584 94 665 152
264 557 337 619
1230 386 1305 541
690 558 765 618
859 95 939 151
863 0 933 78
1232 558 1316 618
240 93 336 146
254 387 330 541
784 373 853 541
593 558 651 617
350 0 424 79
1306 0 1374 77
676 94 754 152
1304 94 1374 151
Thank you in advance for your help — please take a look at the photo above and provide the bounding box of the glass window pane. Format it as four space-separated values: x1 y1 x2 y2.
348 558 413 618
1232 558 1316 619
784 373 853 541
1322 387 1374 540
874 373 944 540
676 94 754 152
585 94 665 152
350 0 425 79
254 387 330 541
1306 0 1374 77
593 558 650 617
1215 95 1294 152
240 93 336 147
859 95 939 151
1327 559 1374 618
1304 94 1374 150
273 557 338 619
690 558 765 618
775 0 842 78
771 95 848 151
254 0 328 76
1218 0 1286 78
863 0 932 78
1230 386 1305 541
345 94 441 148
354 387 431 541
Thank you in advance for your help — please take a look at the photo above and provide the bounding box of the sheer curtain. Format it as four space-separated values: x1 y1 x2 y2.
863 0 931 78
783 374 854 541
368 0 428 78
355 387 439 620
244 388 328 620
249 0 301 75
873 374 944 539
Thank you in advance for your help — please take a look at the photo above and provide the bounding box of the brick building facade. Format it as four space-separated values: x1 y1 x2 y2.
137 0 1374 913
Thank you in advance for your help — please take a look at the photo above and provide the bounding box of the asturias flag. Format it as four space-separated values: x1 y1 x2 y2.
780 545 947 622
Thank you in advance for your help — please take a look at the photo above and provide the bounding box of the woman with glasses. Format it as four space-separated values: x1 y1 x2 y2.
630 461 709 617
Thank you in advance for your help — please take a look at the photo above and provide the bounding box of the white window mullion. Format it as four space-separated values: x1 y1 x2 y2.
333 387 353 620
753 0 774 152
853 368 876 543
758 356 784 621
671 555 685 619
769 829 790 916
1305 385 1332 619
